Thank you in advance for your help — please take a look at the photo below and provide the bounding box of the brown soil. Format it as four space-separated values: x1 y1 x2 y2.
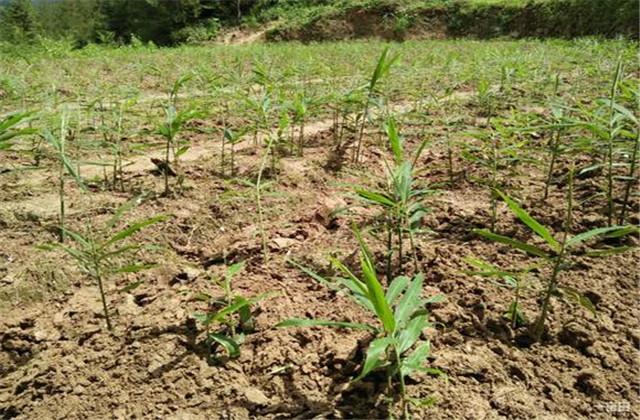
0 100 638 419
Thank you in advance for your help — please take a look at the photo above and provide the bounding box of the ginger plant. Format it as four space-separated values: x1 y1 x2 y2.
278 231 442 419
353 47 398 164
156 74 201 195
464 257 538 329
575 58 637 226
40 195 167 331
100 97 137 191
193 262 274 359
462 120 530 231
42 113 86 243
354 116 431 278
474 179 637 342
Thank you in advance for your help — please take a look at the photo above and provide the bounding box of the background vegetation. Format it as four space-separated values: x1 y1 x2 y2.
0 0 637 47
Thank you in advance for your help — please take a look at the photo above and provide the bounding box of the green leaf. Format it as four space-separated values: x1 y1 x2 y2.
287 258 337 290
495 190 560 252
354 336 393 381
107 193 148 228
275 318 377 332
567 225 636 248
425 295 445 304
397 314 428 353
473 229 550 258
586 246 635 257
356 231 396 333
385 117 403 164
103 215 168 248
395 273 425 328
355 189 396 207
400 341 432 378
386 276 410 304
208 293 274 325
208 333 240 358
119 280 144 293
226 261 245 279
558 287 597 317
176 145 190 158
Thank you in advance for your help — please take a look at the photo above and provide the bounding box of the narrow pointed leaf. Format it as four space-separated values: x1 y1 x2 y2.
275 318 377 332
354 336 393 381
495 190 560 252
473 229 550 258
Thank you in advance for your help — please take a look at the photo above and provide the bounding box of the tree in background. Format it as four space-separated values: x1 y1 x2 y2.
34 0 104 46
100 0 203 45
0 0 40 43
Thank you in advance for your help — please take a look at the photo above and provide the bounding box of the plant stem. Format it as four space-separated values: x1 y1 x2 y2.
298 118 305 157
386 218 393 282
490 127 498 232
618 129 639 225
94 260 112 331
532 164 573 342
257 136 276 264
58 118 66 243
606 59 623 227
354 99 370 164
220 113 226 177
532 240 565 342
543 129 560 201
393 347 409 420
59 161 65 243
164 133 171 195
447 136 455 186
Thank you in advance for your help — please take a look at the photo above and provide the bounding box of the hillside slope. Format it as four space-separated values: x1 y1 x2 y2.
255 0 637 42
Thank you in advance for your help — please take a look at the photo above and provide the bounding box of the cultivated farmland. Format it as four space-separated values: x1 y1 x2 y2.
0 37 638 418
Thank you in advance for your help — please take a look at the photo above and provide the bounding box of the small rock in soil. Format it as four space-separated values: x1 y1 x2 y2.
243 387 270 406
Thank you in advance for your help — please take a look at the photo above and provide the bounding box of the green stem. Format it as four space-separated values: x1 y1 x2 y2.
618 129 639 225
164 133 171 196
606 59 623 227
544 130 560 201
354 98 371 164
393 347 409 420
59 161 65 243
257 136 276 264
94 261 112 331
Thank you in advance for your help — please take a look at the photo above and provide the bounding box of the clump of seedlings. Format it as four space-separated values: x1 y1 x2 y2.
193 262 274 359
40 195 167 331
279 231 443 419
575 59 639 226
